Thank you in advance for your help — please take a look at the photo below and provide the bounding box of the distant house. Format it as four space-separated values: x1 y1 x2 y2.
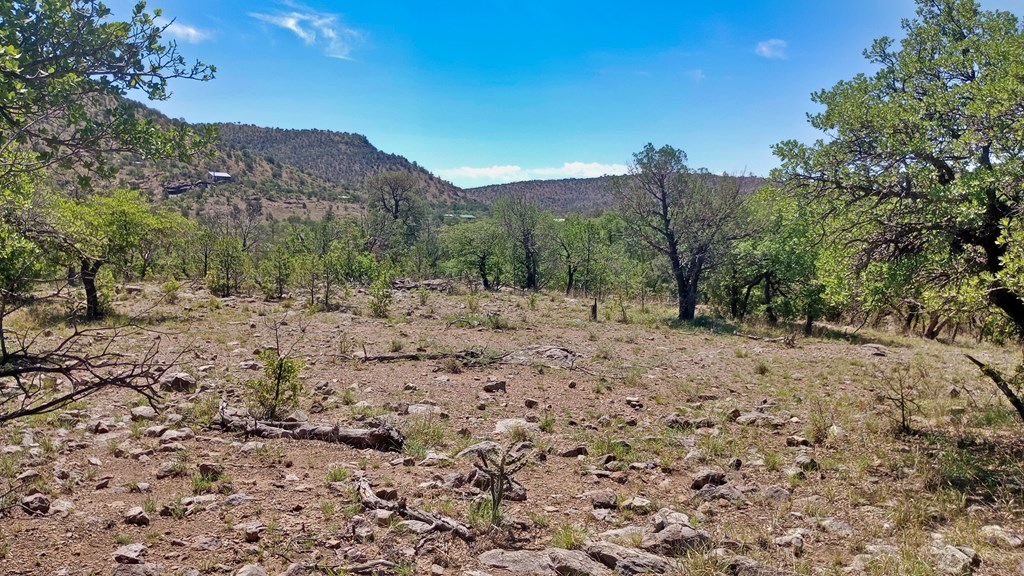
207 171 232 184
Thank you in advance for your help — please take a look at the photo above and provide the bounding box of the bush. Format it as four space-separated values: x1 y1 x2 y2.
245 349 304 421
368 275 393 318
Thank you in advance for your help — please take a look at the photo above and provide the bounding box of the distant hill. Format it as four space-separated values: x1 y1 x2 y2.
466 176 618 214
213 124 464 204
466 174 767 214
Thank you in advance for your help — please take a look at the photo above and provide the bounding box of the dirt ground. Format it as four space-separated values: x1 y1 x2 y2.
2 283 1023 576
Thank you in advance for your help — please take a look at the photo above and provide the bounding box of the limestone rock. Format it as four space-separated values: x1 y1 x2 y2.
159 372 197 393
113 543 147 564
124 506 150 526
586 541 670 574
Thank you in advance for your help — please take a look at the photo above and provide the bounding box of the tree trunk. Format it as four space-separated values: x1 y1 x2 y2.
680 252 705 321
565 267 575 296
81 259 102 320
478 255 491 291
764 274 777 325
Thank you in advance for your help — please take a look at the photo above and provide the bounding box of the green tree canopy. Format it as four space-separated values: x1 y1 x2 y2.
773 0 1024 332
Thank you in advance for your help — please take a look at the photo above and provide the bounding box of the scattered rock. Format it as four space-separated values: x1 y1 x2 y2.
482 380 507 393
760 485 791 503
159 372 197 393
693 483 745 503
641 522 711 556
130 406 158 421
929 544 978 575
20 493 50 515
558 445 588 458
785 435 811 447
494 418 538 435
234 565 268 576
112 564 164 576
198 462 224 477
586 541 670 574
478 548 612 575
588 489 618 509
690 468 726 490
980 525 1024 549
124 506 150 526
113 543 147 564
794 455 819 471
524 398 539 409
817 517 855 537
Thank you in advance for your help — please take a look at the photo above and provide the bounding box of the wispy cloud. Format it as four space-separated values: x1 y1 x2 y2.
250 5 363 59
157 18 212 44
755 39 788 59
438 162 629 184
687 69 705 82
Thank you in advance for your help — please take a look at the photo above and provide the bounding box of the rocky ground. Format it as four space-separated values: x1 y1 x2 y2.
2 284 1024 576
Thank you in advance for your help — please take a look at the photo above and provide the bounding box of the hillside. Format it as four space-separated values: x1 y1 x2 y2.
466 174 767 214
214 124 465 204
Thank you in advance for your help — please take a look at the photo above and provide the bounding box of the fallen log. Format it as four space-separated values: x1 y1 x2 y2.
356 479 474 541
356 348 509 367
219 414 404 452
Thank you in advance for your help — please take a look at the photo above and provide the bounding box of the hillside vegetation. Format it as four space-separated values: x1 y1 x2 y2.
214 123 465 204
467 175 766 214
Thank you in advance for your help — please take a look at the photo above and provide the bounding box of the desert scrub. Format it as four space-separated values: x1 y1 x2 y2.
368 273 393 318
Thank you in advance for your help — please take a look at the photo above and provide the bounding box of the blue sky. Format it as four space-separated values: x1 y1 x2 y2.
115 1 1023 188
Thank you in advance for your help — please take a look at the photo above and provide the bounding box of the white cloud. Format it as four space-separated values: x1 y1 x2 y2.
250 6 363 59
437 162 629 184
755 39 788 59
157 18 212 44
687 69 705 82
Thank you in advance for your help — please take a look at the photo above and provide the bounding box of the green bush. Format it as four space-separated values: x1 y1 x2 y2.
245 349 304 420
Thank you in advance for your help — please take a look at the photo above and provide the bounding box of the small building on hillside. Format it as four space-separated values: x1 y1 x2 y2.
207 171 232 184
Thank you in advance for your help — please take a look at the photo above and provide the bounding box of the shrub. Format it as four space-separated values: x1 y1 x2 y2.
245 349 304 421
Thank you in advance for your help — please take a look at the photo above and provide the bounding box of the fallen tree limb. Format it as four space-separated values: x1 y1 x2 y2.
965 354 1024 423
356 348 508 366
219 414 405 452
356 479 474 541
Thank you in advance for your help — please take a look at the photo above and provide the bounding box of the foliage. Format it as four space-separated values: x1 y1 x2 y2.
0 0 216 184
613 144 747 321
773 0 1024 334
245 348 304 421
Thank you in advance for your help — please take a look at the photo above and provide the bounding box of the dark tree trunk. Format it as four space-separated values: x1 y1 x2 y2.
565 266 576 296
804 313 814 336
764 274 778 325
478 255 491 291
680 251 705 321
81 259 102 320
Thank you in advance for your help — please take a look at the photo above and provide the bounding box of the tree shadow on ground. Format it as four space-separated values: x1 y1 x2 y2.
908 428 1024 506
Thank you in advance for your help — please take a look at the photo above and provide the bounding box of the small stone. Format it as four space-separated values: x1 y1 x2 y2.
371 509 394 526
980 525 1024 549
588 489 618 509
159 372 197 393
130 406 158 421
691 468 726 490
236 521 266 543
524 398 539 409
558 445 588 458
234 565 268 576
113 543 147 564
482 380 506 393
125 506 150 526
786 435 811 447
20 493 50 515
795 455 819 471
198 462 223 477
